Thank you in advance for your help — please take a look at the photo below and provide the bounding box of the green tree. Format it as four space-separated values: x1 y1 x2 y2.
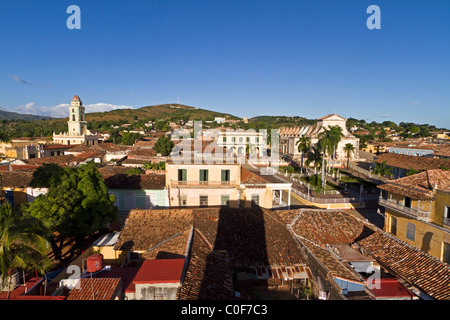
108 128 122 144
120 132 142 145
29 163 65 188
27 162 118 262
295 136 311 172
154 136 175 156
305 145 323 175
0 202 51 298
343 143 355 168
125 167 144 175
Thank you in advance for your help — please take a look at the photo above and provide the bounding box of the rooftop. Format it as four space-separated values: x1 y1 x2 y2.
177 229 234 300
277 208 450 300
378 169 450 200
374 153 450 171
66 278 121 300
132 259 185 284
104 173 166 190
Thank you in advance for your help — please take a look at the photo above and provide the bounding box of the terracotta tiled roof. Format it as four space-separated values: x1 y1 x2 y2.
0 164 39 172
177 229 234 300
93 143 130 153
278 208 450 300
374 153 450 171
289 209 375 248
302 241 365 283
73 151 104 162
142 228 192 260
66 144 91 153
66 278 121 300
43 144 73 150
193 208 306 267
0 171 34 188
127 147 156 159
115 209 193 252
358 232 450 300
26 154 76 166
240 166 268 184
378 169 450 200
104 173 165 190
98 166 131 176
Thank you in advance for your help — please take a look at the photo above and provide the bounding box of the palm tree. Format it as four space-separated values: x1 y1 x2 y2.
0 202 51 299
373 161 393 183
318 129 333 187
343 143 355 168
305 145 324 175
327 126 344 175
295 136 311 172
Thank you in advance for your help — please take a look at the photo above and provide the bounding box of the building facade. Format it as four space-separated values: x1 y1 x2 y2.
280 114 359 162
165 161 291 209
378 169 450 263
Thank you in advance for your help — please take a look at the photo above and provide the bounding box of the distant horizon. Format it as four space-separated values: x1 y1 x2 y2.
1 101 448 130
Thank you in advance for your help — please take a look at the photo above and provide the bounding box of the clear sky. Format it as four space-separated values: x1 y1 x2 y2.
0 0 449 128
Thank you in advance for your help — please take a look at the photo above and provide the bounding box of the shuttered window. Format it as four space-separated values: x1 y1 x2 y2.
178 169 187 181
221 169 230 182
199 169 208 182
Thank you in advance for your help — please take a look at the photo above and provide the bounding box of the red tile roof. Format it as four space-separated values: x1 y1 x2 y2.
370 278 414 299
374 153 450 171
132 259 185 285
66 278 121 300
177 229 234 300
358 232 450 300
378 169 450 200
278 208 450 300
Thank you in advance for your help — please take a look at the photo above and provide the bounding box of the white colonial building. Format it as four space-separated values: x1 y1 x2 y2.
216 129 266 158
53 95 99 146
279 113 359 161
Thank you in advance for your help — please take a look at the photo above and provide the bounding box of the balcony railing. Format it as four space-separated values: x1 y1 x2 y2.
170 180 236 188
379 197 431 221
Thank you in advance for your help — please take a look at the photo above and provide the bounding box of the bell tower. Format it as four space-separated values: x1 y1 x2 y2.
68 95 87 135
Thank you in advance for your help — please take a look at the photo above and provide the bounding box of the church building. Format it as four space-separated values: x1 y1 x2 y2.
53 95 99 146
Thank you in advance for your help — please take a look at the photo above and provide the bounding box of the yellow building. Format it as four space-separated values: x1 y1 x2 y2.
0 138 49 160
361 142 387 154
165 159 291 209
378 169 450 263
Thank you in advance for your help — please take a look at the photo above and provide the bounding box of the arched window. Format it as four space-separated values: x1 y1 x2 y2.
72 114 75 121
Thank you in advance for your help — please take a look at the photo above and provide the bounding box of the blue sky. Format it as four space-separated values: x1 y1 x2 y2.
0 0 449 128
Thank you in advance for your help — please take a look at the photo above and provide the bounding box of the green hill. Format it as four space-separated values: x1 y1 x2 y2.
249 115 316 128
84 104 240 123
0 108 52 121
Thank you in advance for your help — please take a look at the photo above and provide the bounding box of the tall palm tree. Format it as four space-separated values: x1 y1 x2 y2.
0 202 51 299
327 125 344 175
305 145 323 175
343 143 355 168
373 161 393 183
295 136 311 172
318 129 333 187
